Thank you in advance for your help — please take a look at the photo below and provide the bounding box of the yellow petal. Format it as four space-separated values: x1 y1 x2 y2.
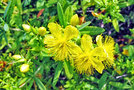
64 25 79 40
93 59 104 74
67 41 82 56
96 35 103 46
91 47 107 61
48 23 62 39
104 36 114 46
50 41 82 61
44 35 56 47
81 34 93 52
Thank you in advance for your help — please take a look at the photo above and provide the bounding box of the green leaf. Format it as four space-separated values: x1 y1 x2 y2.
27 79 34 90
109 82 131 89
57 2 66 27
52 61 63 87
123 35 134 39
94 0 104 5
0 9 5 14
78 21 91 30
118 2 130 8
130 28 134 34
3 32 8 44
4 0 11 20
80 26 105 35
128 0 134 5
99 72 108 89
36 0 45 8
65 6 73 23
115 43 120 53
34 77 46 90
16 0 22 14
102 0 108 5
18 77 28 86
112 19 119 32
19 78 32 88
23 0 31 7
128 45 134 58
116 13 125 22
46 0 57 8
63 60 73 79
85 76 99 83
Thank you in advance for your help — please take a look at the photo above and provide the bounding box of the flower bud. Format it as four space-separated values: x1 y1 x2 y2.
22 24 31 32
12 55 22 60
70 14 79 26
20 64 29 73
38 27 46 36
122 49 129 56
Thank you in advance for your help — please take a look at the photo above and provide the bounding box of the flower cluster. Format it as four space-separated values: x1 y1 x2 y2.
75 34 115 75
44 22 115 75
44 23 81 61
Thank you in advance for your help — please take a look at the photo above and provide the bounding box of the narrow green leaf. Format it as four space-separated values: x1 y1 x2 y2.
102 0 108 5
57 2 65 27
78 21 91 30
52 61 63 87
94 0 104 5
128 45 134 58
46 0 57 8
86 76 99 83
17 0 22 14
63 60 73 79
109 82 131 89
34 65 42 76
118 2 130 8
123 35 134 39
18 77 28 86
116 13 125 22
3 32 8 44
27 79 34 90
4 0 11 20
19 78 32 88
34 77 46 90
112 19 119 32
99 72 108 89
16 0 22 27
115 43 120 53
80 26 105 35
65 6 73 23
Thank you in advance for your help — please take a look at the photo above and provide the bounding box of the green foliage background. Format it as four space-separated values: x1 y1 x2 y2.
0 0 134 90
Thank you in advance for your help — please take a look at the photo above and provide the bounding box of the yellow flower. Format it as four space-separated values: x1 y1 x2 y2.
44 23 81 61
75 34 105 75
96 35 115 67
